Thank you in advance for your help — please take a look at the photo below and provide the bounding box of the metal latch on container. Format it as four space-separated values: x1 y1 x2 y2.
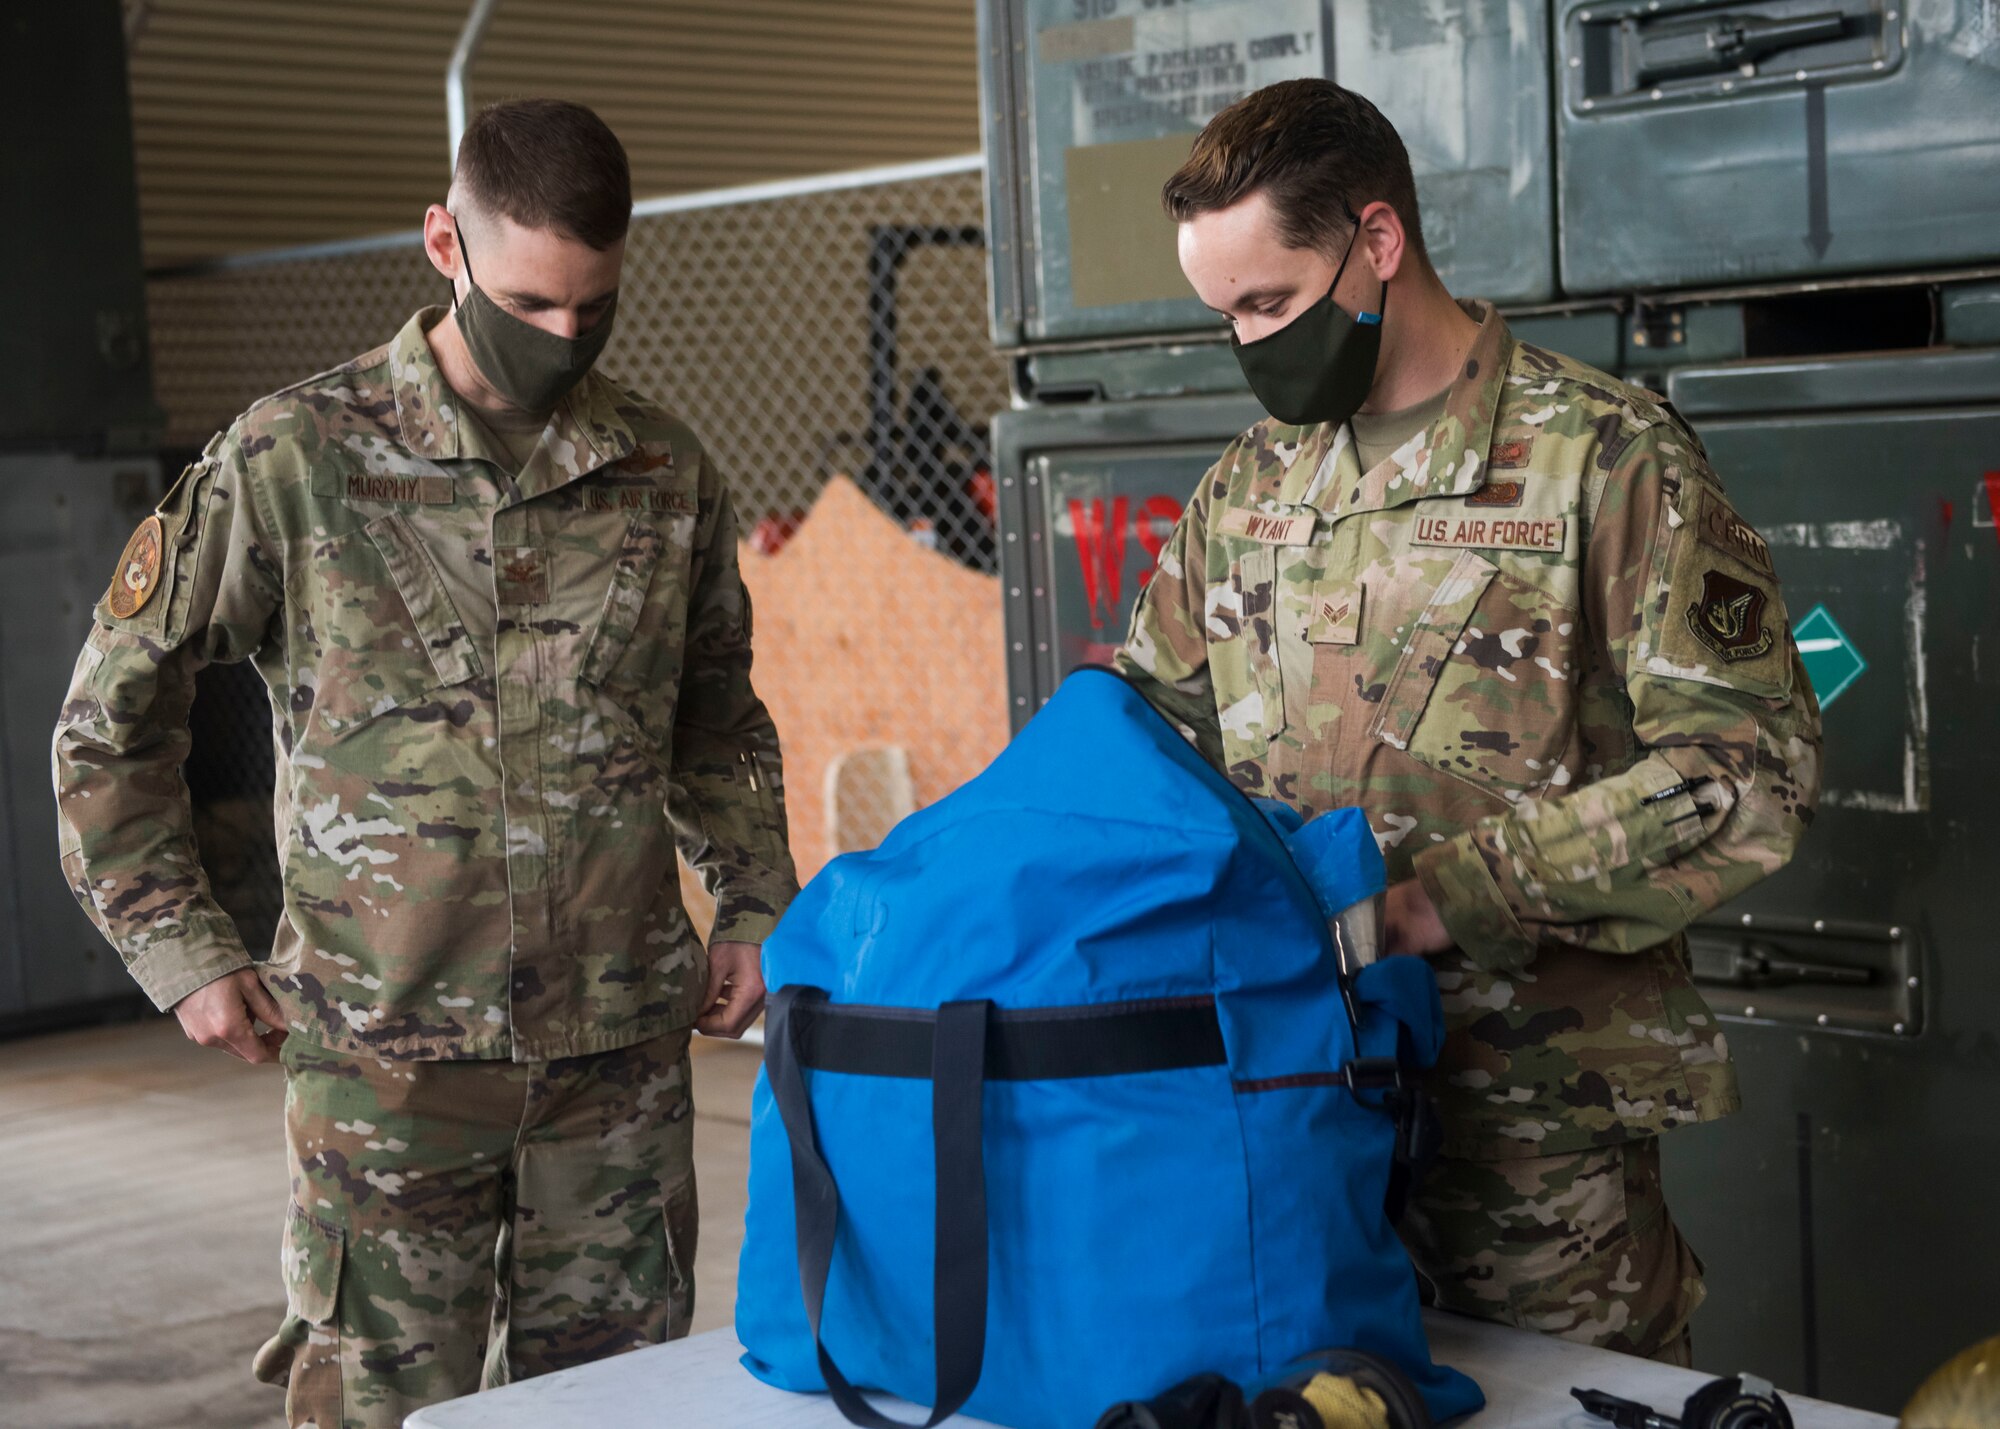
1687 914 1919 1037
1636 11 1848 84
1699 939 1872 988
1566 0 1900 113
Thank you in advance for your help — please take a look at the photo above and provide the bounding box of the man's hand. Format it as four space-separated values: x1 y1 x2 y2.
1383 879 1453 957
696 940 767 1038
172 967 288 1063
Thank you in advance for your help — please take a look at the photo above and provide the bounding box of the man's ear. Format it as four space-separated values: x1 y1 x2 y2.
1356 199 1407 285
421 204 461 284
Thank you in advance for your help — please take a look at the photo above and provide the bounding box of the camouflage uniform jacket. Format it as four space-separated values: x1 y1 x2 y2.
1115 301 1821 1159
53 308 799 1062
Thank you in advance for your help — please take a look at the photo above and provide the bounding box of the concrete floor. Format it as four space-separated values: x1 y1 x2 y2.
0 1016 762 1429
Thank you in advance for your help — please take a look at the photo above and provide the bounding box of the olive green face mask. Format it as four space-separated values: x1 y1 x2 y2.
1228 223 1386 428
452 219 617 413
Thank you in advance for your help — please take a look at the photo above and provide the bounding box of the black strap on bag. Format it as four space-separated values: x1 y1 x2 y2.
768 985 992 1429
766 987 1234 1427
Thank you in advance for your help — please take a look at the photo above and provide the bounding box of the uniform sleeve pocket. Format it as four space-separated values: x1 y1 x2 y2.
1645 483 1793 701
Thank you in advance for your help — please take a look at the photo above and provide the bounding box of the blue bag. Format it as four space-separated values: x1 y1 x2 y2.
737 669 1483 1428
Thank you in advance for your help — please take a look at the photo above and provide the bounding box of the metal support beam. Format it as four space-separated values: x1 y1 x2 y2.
445 0 502 169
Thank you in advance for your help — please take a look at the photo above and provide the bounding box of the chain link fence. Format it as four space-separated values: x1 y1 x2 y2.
147 159 1015 941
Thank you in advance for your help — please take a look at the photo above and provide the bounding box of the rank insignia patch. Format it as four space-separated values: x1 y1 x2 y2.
107 515 164 619
495 546 549 606
1687 569 1774 662
1302 582 1363 646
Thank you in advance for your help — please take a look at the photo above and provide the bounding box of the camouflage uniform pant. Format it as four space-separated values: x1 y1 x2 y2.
1398 1136 1704 1365
251 1028 698 1429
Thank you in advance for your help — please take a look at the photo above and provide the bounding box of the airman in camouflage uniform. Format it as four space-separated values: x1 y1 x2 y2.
53 104 796 1428
1116 298 1821 1360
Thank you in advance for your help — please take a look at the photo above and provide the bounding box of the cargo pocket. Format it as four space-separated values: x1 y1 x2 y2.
659 1168 699 1342
1504 1141 1705 1359
253 1205 344 1428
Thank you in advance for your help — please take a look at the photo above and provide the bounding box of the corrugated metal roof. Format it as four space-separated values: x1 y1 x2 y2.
127 0 982 267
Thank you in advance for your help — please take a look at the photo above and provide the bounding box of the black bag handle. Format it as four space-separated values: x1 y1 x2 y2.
766 985 990 1428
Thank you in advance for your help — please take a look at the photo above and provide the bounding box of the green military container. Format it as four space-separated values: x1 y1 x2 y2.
1554 0 2000 293
0 0 159 450
978 0 1557 348
1652 334 2000 1408
0 0 163 1031
0 453 162 1030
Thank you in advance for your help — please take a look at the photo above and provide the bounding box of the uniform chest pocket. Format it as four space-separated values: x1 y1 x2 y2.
577 509 698 752
1373 547 1577 800
302 514 483 745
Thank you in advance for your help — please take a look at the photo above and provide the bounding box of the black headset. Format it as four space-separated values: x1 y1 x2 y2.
1574 1372 1793 1429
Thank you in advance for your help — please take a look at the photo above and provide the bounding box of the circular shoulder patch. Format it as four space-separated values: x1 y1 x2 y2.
107 515 165 620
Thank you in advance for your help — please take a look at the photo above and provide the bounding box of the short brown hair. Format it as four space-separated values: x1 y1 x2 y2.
1163 79 1426 262
452 99 632 250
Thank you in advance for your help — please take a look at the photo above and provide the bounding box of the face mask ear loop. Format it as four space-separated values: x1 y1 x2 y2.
450 216 475 313
1324 218 1362 304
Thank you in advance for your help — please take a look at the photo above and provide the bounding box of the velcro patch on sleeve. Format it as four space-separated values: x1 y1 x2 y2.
1645 480 1793 699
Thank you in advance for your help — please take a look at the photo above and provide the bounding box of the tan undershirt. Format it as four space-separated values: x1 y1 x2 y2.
1350 385 1450 475
462 398 553 476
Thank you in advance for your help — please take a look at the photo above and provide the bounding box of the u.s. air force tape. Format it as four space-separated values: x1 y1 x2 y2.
1412 514 1566 554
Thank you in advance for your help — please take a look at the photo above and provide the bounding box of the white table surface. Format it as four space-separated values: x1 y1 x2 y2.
406 1310 1893 1428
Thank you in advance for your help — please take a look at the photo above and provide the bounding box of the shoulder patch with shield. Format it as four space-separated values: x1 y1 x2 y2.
106 515 165 620
1686 568 1774 663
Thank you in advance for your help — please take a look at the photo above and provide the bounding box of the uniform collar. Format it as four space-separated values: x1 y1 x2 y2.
389 306 640 495
1277 298 1513 518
